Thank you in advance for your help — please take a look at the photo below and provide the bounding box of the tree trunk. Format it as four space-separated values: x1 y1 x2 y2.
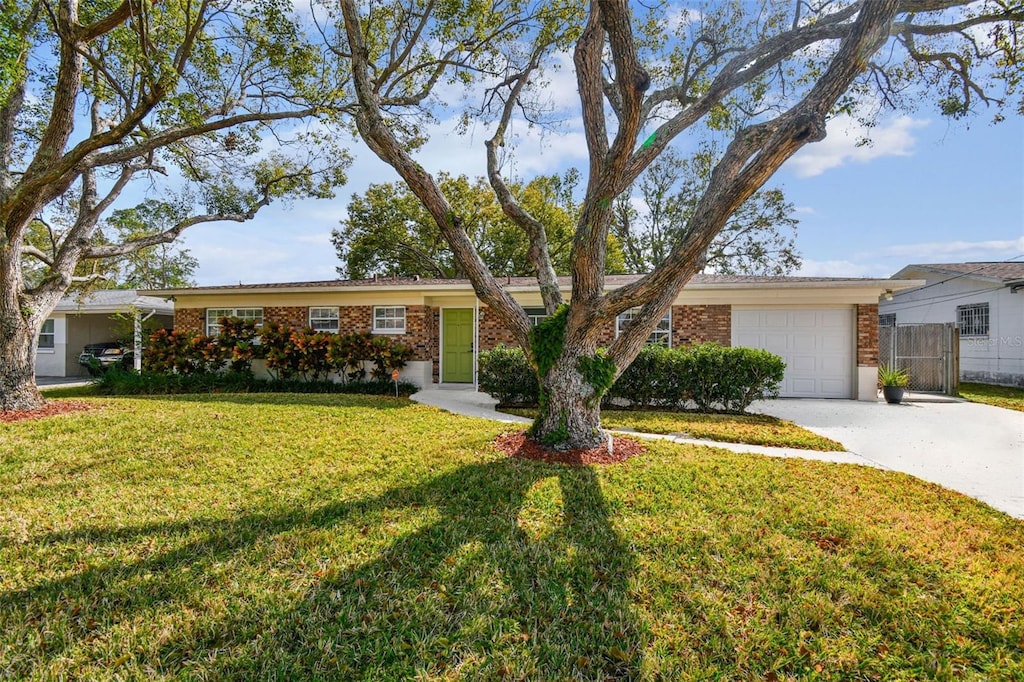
532 343 609 451
0 315 45 411
0 237 49 412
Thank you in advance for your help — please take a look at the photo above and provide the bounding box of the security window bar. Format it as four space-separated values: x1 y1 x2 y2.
956 303 989 337
616 308 671 347
878 313 896 328
373 306 406 333
38 319 55 349
309 307 340 333
206 308 263 335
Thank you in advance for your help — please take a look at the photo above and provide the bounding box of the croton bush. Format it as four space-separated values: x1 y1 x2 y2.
144 319 414 383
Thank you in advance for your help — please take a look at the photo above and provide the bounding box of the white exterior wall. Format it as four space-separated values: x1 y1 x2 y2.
880 273 1024 386
34 316 67 377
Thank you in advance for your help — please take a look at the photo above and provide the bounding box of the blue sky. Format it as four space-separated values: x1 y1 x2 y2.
178 107 1022 286
165 0 1024 289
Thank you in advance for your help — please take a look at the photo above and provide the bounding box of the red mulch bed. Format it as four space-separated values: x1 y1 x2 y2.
494 430 646 466
0 400 95 423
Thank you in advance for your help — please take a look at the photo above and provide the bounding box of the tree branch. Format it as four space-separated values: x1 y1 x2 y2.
338 0 531 346
484 45 563 313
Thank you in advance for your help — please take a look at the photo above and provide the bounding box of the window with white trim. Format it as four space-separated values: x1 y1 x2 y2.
956 303 989 337
616 308 671 347
309 306 340 333
878 313 896 328
206 308 263 335
373 306 406 333
37 319 55 350
524 307 548 327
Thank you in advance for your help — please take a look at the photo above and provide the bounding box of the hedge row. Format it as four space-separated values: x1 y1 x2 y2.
93 367 419 397
478 343 785 413
144 319 413 383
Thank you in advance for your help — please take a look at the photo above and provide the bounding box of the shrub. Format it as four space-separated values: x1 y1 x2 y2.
216 318 260 374
260 321 302 380
607 345 669 408
144 328 222 375
479 342 784 413
327 331 374 382
93 368 418 397
478 345 539 406
711 345 786 412
368 335 414 380
144 320 417 388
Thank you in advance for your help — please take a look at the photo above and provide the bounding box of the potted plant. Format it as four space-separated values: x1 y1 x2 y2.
878 364 909 404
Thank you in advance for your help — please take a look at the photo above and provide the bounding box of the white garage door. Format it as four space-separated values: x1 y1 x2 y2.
732 308 853 398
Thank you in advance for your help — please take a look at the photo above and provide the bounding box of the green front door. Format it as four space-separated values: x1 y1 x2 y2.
442 308 474 383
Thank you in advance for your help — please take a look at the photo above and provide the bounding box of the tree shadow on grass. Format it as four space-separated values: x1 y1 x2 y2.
1 459 647 679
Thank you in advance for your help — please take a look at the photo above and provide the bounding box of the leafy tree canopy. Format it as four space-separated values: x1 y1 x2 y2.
333 172 625 278
1 0 355 410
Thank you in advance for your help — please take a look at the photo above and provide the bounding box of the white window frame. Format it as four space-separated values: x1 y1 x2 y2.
878 313 896 328
206 307 263 335
616 308 672 347
309 306 340 333
523 307 549 327
37 319 55 350
373 306 406 334
956 303 989 337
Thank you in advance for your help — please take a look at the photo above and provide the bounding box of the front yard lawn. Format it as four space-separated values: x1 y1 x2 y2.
958 381 1024 412
2 394 1021 680
501 406 845 451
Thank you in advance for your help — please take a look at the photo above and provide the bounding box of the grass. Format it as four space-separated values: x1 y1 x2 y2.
2 394 1022 680
958 382 1024 412
502 407 845 451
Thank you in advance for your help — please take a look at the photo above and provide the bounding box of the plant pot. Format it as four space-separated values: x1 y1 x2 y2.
882 385 905 404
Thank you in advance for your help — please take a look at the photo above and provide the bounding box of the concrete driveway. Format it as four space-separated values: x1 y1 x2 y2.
753 398 1023 519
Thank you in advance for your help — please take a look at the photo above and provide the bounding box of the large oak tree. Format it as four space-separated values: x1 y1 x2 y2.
332 0 1021 449
0 0 350 410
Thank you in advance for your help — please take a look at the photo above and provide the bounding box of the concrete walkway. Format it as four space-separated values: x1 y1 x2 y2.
754 398 1023 520
412 387 1023 519
36 377 93 388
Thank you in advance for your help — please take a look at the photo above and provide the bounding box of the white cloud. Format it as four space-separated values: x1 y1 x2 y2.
293 232 334 245
865 237 1024 260
667 7 702 29
795 258 892 278
786 114 929 178
793 205 817 215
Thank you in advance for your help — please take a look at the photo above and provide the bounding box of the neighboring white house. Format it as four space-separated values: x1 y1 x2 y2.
35 290 174 378
880 262 1024 387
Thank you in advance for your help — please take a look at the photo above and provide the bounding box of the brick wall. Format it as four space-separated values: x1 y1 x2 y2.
264 306 307 329
174 308 203 334
405 305 434 362
478 306 518 351
337 305 373 334
856 303 879 366
672 304 731 346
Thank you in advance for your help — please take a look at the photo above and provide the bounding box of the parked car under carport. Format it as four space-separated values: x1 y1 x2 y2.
78 342 133 376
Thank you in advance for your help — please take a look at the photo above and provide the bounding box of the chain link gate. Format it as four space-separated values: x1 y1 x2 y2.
878 323 960 394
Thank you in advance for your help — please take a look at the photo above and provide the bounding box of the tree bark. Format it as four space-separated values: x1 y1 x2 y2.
0 322 45 411
533 342 607 451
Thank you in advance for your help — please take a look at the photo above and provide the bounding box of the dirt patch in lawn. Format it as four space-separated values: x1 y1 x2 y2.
0 400 94 423
494 430 646 466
